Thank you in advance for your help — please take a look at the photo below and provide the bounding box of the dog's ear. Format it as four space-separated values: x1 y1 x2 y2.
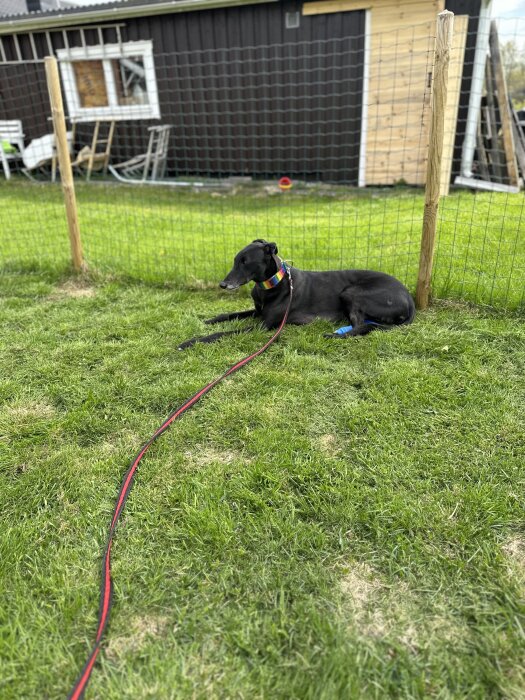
264 242 278 255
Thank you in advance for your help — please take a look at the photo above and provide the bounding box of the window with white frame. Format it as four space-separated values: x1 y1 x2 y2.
57 40 160 121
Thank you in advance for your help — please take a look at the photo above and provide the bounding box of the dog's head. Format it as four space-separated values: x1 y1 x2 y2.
219 240 279 290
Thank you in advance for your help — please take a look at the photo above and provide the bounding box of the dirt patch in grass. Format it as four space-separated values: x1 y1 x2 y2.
502 666 525 700
339 563 467 654
432 298 484 314
184 446 248 468
49 278 96 299
503 536 525 576
318 433 340 456
340 563 382 610
427 614 467 646
339 564 394 641
100 430 143 455
106 615 170 660
5 401 56 420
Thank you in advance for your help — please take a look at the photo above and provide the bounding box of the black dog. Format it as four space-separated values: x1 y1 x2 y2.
178 240 415 349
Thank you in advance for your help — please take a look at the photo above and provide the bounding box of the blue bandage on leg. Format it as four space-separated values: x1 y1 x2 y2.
334 324 353 335
333 320 379 336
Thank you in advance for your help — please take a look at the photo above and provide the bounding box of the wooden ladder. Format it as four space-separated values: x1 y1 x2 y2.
86 120 115 180
71 120 116 180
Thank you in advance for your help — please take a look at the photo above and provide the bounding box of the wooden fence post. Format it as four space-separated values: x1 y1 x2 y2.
44 56 84 271
416 10 454 310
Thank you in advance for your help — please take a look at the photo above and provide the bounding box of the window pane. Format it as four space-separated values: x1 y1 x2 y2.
72 60 108 108
112 57 149 106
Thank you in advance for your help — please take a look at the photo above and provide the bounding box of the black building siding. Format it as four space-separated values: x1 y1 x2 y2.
0 1 366 183
119 2 366 181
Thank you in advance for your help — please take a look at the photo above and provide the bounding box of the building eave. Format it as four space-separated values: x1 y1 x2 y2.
0 0 277 35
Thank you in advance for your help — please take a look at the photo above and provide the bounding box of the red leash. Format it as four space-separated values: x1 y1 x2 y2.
68 270 293 699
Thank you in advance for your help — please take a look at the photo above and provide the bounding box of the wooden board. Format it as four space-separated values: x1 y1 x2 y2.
303 0 440 16
303 0 370 14
489 21 519 187
72 60 108 109
485 58 508 183
510 104 525 179
440 14 468 196
366 15 440 185
303 0 446 185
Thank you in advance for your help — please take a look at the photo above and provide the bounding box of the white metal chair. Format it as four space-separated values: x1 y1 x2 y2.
0 120 25 179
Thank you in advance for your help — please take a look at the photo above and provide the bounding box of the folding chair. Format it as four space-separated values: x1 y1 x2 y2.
0 120 25 179
109 125 171 183
71 120 116 180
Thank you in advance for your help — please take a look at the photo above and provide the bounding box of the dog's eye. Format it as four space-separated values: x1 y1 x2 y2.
241 257 247 265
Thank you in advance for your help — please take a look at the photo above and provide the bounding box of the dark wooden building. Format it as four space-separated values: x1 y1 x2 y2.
0 0 488 186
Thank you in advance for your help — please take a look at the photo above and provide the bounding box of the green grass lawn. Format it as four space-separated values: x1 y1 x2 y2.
1 269 524 699
1 179 524 308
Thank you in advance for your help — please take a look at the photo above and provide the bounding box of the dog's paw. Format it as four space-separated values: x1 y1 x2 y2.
324 332 352 339
204 314 228 325
178 337 198 350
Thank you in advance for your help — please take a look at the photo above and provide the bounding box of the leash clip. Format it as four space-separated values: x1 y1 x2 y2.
286 263 293 294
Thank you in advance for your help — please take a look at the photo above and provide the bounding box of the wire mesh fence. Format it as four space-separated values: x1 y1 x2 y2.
434 13 525 308
1 61 73 272
0 10 524 308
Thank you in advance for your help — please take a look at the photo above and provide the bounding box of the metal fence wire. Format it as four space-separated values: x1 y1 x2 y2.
0 11 524 309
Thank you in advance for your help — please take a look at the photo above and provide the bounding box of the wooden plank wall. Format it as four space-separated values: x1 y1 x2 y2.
304 0 446 185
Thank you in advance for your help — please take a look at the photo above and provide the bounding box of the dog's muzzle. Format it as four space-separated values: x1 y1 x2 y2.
219 280 240 290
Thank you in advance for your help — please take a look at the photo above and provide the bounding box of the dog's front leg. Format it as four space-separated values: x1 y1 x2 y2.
204 309 256 325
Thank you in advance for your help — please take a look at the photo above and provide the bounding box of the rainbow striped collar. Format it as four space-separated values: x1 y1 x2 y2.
257 261 288 290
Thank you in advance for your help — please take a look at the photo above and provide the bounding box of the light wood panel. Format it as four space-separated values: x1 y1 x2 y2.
303 0 448 185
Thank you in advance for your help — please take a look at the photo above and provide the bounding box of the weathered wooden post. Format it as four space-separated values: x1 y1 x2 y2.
416 10 454 310
44 56 84 271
